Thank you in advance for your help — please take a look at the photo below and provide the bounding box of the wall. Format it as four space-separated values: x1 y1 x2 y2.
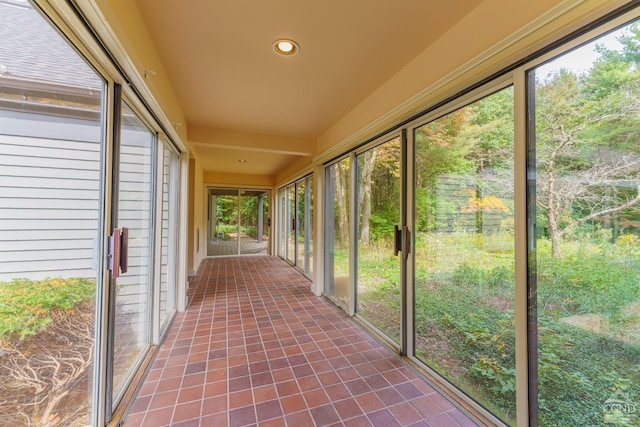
192 158 206 272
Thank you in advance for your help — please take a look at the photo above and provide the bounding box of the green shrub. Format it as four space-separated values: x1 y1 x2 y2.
537 251 639 318
0 277 95 339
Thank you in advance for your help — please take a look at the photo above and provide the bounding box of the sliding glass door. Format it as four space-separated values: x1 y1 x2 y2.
240 191 269 255
528 21 640 425
277 176 314 276
355 136 403 346
159 142 180 332
412 87 516 423
326 159 352 311
109 98 155 407
207 188 269 256
0 4 104 423
287 185 296 263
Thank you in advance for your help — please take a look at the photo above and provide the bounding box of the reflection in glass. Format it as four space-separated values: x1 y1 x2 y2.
531 22 640 426
414 87 515 423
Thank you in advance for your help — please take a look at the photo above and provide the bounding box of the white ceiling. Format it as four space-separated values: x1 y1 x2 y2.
134 0 483 176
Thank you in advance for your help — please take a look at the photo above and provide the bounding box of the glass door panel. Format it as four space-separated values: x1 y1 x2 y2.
159 143 179 330
530 22 640 426
278 189 286 257
413 87 516 423
277 177 313 276
213 194 239 255
240 191 269 255
112 101 154 403
287 185 296 263
259 193 269 254
296 180 308 273
0 3 103 423
356 137 402 344
207 188 269 256
325 158 351 311
306 176 314 277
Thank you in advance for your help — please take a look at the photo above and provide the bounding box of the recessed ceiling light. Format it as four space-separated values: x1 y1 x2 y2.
272 39 299 57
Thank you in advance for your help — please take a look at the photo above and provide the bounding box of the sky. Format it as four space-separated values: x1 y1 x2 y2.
536 25 626 79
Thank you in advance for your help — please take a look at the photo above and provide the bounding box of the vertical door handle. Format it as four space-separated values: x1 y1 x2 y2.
393 224 402 256
403 226 411 260
120 227 129 274
108 228 121 279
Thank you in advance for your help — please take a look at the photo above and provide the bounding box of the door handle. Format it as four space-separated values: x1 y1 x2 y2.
403 226 411 260
108 228 121 279
393 224 402 256
120 227 128 274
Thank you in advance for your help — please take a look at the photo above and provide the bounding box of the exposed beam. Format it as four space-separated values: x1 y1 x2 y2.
203 171 275 187
188 125 316 156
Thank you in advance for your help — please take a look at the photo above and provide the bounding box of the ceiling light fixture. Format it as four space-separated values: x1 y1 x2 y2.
272 39 299 57
238 159 247 163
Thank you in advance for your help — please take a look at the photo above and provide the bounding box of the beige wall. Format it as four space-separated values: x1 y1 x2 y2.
203 172 275 187
275 156 314 187
187 158 195 273
187 157 206 274
192 159 206 272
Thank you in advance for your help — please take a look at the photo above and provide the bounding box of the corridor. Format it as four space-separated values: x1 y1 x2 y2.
123 256 479 426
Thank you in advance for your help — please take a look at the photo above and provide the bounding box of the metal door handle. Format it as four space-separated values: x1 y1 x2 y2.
109 228 121 279
120 227 128 274
403 226 411 260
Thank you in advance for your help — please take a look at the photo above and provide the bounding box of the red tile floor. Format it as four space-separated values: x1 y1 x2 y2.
123 256 480 427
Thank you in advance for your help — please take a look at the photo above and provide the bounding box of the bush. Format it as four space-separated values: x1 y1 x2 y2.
0 277 95 339
537 249 639 319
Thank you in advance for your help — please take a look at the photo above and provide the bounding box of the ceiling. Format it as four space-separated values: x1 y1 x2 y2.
134 0 484 178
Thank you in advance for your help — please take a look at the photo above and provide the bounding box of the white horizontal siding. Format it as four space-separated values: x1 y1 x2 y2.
0 186 99 200
0 130 100 282
0 209 99 220
1 197 98 210
0 219 98 230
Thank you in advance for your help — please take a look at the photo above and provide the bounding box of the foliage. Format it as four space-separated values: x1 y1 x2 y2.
0 277 94 339
535 26 640 258
358 228 639 426
537 319 639 426
536 240 640 318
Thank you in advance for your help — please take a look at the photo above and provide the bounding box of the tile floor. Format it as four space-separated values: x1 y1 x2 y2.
123 256 480 427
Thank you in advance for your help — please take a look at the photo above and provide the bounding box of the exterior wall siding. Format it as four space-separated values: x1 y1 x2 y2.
0 111 101 281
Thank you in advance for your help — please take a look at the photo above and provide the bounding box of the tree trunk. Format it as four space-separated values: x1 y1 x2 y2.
334 161 350 246
359 149 377 245
545 156 563 258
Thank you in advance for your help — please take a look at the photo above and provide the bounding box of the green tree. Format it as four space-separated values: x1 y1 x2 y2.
535 32 640 257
